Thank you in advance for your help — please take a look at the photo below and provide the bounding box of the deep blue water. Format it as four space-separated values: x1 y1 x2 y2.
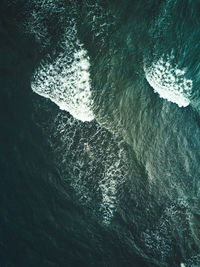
1 1 200 266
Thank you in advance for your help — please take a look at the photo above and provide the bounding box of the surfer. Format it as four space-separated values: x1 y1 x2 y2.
84 142 89 150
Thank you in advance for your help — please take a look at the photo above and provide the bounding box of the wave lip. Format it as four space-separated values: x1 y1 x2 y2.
144 54 193 107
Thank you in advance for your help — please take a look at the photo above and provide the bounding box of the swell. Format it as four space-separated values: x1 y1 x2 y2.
6 0 200 266
86 1 200 265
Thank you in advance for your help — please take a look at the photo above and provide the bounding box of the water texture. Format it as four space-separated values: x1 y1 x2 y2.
1 0 200 266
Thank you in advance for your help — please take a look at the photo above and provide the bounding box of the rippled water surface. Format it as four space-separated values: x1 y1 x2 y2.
1 1 200 266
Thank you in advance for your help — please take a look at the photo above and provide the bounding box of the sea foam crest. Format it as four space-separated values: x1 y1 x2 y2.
31 29 94 122
144 54 192 107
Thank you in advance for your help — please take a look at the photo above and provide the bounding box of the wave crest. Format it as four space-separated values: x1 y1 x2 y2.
32 30 94 122
144 53 193 107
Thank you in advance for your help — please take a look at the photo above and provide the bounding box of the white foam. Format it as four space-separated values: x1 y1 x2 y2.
99 159 121 224
50 113 128 224
23 0 64 48
31 27 94 122
144 54 192 107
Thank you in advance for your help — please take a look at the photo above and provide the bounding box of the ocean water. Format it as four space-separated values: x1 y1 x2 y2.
1 0 200 266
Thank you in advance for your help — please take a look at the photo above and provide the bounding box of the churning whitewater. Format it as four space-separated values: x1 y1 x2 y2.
2 0 200 266
31 28 94 122
144 52 193 107
29 1 200 266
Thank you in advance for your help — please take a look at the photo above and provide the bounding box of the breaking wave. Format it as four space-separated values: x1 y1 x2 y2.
31 28 94 122
14 0 200 264
29 0 116 122
144 53 193 107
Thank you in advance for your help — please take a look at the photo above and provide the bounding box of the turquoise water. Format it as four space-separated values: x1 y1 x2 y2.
1 0 200 266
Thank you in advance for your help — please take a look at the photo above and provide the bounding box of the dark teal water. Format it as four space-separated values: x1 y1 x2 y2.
1 1 200 266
